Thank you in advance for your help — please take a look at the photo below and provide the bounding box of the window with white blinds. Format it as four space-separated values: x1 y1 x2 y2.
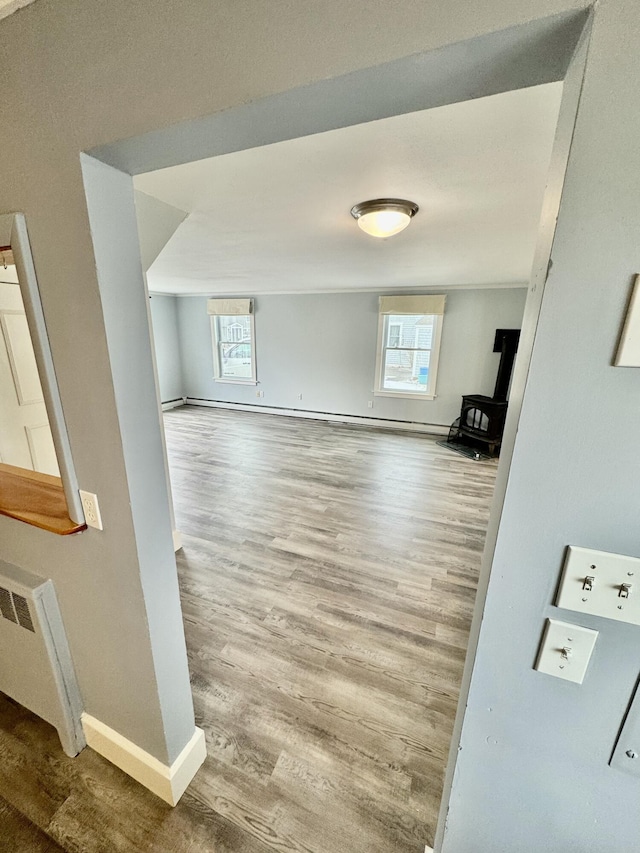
375 295 445 399
208 299 257 384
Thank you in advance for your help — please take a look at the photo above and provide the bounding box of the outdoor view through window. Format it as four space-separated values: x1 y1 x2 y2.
213 314 255 381
379 313 438 395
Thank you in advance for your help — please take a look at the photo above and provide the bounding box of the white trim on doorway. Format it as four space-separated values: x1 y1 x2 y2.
81 713 206 806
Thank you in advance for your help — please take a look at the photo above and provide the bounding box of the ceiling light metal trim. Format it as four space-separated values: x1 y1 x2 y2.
350 198 419 238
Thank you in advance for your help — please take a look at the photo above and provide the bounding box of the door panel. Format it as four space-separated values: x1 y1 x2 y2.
25 423 59 477
1 311 45 404
0 281 59 476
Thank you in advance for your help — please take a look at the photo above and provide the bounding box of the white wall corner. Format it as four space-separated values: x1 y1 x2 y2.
81 713 206 806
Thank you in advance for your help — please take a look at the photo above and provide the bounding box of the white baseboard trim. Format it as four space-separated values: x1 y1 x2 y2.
185 398 450 436
425 846 435 853
81 713 206 806
172 529 183 552
161 399 186 411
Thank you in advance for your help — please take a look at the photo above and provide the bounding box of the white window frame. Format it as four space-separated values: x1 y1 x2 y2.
388 321 402 348
210 313 257 385
228 322 244 342
374 312 443 400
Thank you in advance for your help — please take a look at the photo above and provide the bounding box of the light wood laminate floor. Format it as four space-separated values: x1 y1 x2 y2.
0 407 497 852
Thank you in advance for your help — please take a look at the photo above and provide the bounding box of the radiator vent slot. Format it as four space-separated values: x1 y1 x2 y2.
0 586 17 624
0 586 36 632
12 594 35 632
0 560 83 756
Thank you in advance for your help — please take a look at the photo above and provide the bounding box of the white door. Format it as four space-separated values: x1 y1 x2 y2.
0 275 59 476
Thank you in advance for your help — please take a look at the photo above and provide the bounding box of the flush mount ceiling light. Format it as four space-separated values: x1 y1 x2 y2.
350 198 419 238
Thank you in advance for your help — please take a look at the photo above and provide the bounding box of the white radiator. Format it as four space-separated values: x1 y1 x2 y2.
0 559 84 756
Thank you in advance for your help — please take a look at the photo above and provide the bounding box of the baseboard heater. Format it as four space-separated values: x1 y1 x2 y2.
0 560 84 756
185 398 449 435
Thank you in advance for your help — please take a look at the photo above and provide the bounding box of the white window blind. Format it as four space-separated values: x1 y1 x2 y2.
375 294 445 398
378 295 446 315
207 298 253 316
208 299 257 384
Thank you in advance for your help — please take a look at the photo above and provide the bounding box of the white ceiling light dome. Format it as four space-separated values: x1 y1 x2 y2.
350 198 419 238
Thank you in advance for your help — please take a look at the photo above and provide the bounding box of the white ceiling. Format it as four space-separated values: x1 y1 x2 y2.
135 83 563 296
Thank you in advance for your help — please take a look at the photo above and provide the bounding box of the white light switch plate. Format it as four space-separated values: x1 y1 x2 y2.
556 546 640 626
535 618 598 684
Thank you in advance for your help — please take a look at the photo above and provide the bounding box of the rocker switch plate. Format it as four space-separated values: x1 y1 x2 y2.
556 546 640 626
535 618 598 684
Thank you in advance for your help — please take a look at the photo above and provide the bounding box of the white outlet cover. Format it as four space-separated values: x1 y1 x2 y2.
535 618 598 684
556 546 640 626
79 490 103 531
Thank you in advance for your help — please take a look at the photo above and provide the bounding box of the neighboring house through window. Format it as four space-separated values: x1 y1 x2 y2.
388 321 402 348
207 298 257 383
375 295 445 399
228 322 244 342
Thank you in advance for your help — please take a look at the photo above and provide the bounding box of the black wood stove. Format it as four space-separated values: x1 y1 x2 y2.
447 329 520 457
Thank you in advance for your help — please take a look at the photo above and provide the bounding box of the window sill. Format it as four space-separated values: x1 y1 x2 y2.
373 390 436 400
0 463 86 536
213 378 258 386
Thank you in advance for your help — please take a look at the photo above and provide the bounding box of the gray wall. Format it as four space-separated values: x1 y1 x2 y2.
134 191 187 273
441 4 640 850
81 154 195 763
1 1 638 846
178 288 527 427
149 295 184 403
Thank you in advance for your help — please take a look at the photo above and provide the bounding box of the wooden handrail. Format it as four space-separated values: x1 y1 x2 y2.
0 462 86 535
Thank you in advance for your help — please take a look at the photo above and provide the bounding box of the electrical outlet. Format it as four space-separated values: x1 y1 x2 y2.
79 490 103 531
367 400 374 408
297 393 303 400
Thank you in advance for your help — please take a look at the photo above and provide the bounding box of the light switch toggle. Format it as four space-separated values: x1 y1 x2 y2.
556 547 640 626
535 619 598 684
582 576 595 591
